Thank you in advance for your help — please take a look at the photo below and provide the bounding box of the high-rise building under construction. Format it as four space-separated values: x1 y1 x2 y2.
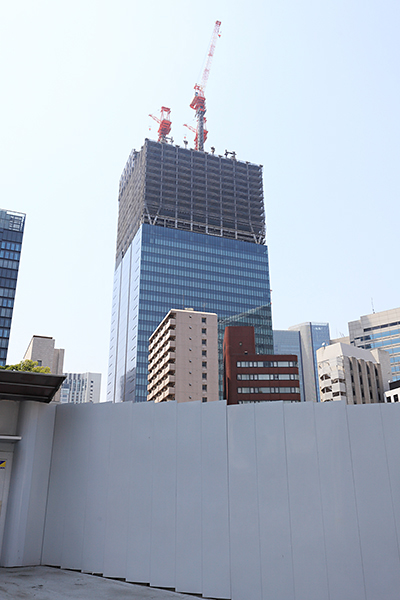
107 139 272 402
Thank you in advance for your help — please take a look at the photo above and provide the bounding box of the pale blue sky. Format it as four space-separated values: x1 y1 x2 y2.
0 0 399 389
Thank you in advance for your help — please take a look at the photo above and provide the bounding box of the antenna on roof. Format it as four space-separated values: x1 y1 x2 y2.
371 297 375 314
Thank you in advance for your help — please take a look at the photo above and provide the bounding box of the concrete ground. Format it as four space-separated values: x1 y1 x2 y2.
0 566 199 600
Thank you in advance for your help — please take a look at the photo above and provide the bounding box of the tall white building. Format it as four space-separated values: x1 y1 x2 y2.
317 342 390 404
147 308 219 403
349 307 400 383
60 373 101 404
287 322 330 402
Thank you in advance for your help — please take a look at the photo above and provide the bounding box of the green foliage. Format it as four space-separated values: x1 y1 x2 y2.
0 359 51 373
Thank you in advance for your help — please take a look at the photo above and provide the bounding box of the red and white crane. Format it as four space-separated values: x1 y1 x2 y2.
189 20 221 151
149 106 172 143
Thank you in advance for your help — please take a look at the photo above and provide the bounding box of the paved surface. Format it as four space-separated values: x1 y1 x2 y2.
0 566 198 600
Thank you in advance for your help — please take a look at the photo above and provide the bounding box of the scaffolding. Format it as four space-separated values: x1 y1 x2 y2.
116 140 266 264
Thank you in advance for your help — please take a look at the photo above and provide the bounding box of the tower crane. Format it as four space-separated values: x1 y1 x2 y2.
190 20 221 151
149 106 172 143
183 118 208 151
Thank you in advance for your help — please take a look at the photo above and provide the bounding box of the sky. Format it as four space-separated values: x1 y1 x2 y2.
0 0 399 397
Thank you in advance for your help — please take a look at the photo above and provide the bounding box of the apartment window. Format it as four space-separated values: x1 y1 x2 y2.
202 361 207 368
202 350 207 357
202 397 207 402
202 339 207 346
202 328 207 334
202 385 207 391
202 318 206 323
202 373 207 380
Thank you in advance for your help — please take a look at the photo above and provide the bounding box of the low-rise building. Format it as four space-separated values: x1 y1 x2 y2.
223 326 300 404
147 308 219 403
385 380 400 403
317 342 390 404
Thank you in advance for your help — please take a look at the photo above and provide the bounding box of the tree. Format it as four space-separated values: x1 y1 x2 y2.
0 359 51 373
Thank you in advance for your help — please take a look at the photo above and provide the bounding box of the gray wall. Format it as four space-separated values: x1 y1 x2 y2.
4 399 400 600
1 401 56 566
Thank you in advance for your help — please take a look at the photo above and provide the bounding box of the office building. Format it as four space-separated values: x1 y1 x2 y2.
60 372 101 404
24 335 64 402
273 329 305 401
317 342 390 404
108 139 271 402
147 308 218 403
288 322 330 402
349 307 400 382
0 209 25 366
218 304 273 399
223 326 300 404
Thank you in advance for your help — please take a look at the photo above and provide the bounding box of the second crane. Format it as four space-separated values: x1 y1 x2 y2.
190 20 221 152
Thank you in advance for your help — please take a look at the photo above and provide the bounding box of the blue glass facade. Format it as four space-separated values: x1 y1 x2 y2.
108 224 271 402
0 210 25 366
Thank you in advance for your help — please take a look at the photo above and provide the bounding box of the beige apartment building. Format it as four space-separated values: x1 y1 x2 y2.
317 342 391 404
147 309 218 403
23 335 65 402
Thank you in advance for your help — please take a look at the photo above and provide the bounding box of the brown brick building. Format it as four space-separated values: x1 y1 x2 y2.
223 326 301 404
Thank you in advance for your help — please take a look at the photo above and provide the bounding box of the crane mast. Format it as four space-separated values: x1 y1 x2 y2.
190 20 221 151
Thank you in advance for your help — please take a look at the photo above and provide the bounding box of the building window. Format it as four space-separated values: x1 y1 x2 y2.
202 318 206 323
202 397 207 402
202 373 207 379
202 385 207 391
202 350 207 357
202 339 207 346
202 328 207 334
202 361 207 368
